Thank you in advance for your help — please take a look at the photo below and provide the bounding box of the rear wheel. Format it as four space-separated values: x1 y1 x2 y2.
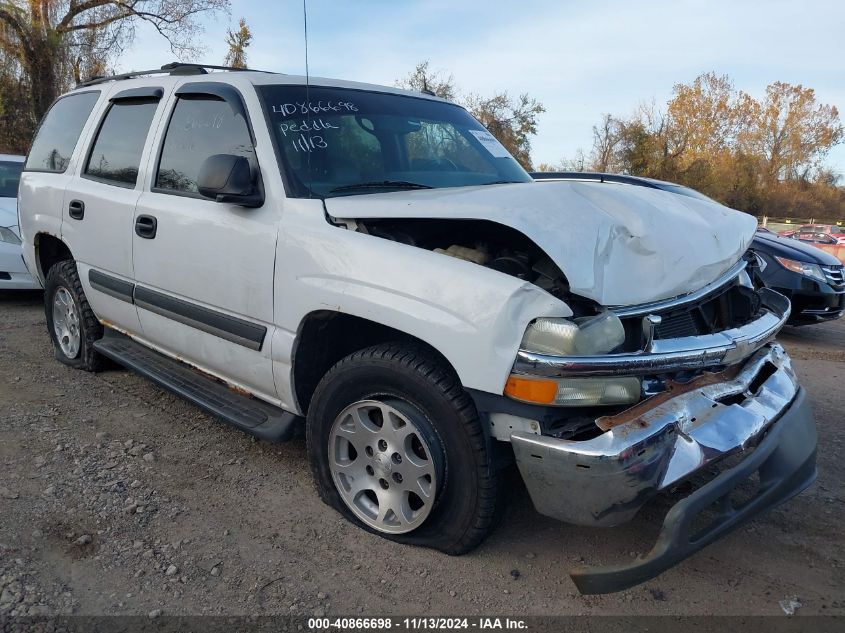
307 343 501 554
43 260 104 371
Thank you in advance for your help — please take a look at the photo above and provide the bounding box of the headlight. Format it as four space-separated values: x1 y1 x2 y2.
0 226 21 245
774 256 826 283
520 311 625 356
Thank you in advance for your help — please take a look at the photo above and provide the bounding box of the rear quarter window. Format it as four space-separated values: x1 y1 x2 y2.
84 99 159 186
25 91 101 173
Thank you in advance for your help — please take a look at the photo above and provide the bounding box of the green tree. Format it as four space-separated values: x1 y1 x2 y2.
223 17 251 69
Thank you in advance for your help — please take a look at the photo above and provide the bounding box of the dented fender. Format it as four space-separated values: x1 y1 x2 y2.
273 199 571 399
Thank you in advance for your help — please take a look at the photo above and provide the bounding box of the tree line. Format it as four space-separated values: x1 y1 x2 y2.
1 6 842 221
539 72 845 221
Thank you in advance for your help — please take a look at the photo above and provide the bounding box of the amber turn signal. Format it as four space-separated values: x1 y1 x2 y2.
504 376 559 404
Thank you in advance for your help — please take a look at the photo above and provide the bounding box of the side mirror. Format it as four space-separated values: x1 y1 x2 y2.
197 154 263 207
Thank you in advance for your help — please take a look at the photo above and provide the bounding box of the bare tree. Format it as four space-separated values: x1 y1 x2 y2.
590 113 619 171
396 61 457 101
0 0 229 129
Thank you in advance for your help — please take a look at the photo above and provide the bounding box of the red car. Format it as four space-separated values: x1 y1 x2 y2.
778 224 845 244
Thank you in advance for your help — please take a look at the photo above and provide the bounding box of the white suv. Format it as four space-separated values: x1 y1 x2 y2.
18 64 817 594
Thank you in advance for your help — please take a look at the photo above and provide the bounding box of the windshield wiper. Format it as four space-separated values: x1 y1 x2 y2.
329 180 433 194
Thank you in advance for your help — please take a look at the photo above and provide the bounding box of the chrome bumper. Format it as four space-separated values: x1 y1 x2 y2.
513 287 790 377
511 343 800 526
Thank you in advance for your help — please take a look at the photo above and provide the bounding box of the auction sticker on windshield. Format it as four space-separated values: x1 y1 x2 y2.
468 129 510 157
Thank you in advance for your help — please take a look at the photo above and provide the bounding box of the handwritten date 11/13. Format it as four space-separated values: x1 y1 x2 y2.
291 133 328 153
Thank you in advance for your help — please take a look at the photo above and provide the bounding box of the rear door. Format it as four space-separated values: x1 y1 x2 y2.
131 83 279 403
61 87 166 334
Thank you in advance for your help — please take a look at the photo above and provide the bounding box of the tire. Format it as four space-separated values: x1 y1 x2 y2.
43 260 104 371
307 342 501 554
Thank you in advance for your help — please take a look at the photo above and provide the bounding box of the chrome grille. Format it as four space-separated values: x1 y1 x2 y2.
822 265 844 288
619 280 761 350
655 310 700 339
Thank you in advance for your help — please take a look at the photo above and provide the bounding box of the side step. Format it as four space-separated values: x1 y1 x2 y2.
93 330 301 442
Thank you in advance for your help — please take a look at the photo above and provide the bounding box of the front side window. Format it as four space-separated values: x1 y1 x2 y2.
84 99 158 185
257 85 531 198
156 96 255 194
25 91 100 173
0 161 23 198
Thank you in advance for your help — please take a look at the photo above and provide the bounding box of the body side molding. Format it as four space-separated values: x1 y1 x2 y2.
88 269 135 304
133 286 266 351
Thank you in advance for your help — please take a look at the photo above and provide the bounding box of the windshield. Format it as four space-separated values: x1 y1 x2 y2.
0 161 23 198
258 85 531 198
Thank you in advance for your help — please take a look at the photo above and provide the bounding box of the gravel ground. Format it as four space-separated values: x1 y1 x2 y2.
1 289 843 617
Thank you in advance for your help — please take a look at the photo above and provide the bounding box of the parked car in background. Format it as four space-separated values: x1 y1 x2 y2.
0 154 41 290
778 224 845 244
788 230 843 246
751 229 844 325
530 173 844 325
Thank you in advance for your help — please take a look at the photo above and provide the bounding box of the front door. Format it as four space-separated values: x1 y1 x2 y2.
131 87 279 403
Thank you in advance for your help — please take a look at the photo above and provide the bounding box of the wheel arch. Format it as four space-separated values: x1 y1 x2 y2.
291 310 460 415
34 233 74 283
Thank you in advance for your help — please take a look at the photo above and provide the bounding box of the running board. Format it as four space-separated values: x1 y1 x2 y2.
93 330 301 442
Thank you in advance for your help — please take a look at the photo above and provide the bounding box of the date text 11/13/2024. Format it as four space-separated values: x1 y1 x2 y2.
307 617 529 630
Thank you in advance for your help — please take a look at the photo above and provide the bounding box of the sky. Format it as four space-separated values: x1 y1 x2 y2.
126 0 845 174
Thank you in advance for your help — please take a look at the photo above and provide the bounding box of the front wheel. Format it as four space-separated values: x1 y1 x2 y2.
43 260 104 371
307 343 501 554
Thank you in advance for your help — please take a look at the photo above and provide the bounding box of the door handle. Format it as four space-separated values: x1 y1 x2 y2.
68 199 85 220
135 214 158 239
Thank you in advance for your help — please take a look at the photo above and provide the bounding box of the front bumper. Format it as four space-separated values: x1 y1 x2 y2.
570 386 816 594
508 343 817 594
511 343 801 526
785 287 845 325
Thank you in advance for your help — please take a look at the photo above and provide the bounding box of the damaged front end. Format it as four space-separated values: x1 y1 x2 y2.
493 263 817 594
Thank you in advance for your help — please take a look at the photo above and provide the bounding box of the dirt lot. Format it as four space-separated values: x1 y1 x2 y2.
1 289 843 617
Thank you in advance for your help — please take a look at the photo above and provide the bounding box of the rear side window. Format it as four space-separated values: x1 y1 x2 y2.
84 100 158 186
25 91 100 173
155 97 255 194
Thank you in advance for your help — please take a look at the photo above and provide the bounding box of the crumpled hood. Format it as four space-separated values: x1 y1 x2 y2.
325 181 757 306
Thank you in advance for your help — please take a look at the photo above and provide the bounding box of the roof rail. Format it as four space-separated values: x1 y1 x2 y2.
76 62 274 88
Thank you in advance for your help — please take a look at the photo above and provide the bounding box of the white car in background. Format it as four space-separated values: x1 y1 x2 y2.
0 154 40 289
